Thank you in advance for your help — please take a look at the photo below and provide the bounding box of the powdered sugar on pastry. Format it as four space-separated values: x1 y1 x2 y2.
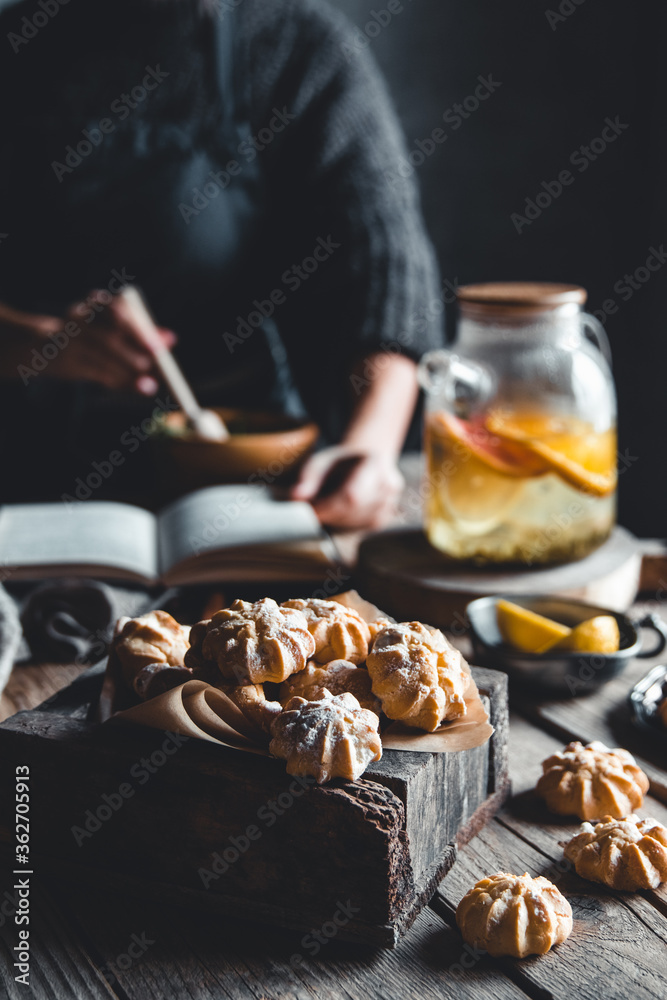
456 872 572 958
185 597 315 685
269 690 382 783
536 741 649 820
366 621 467 732
563 814 667 890
282 598 371 664
279 659 381 715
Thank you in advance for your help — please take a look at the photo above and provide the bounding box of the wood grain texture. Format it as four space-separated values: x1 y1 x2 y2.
514 609 667 803
358 527 642 627
505 714 667 919
46 877 529 1000
0 667 508 948
0 877 117 1000
436 820 667 1000
0 662 88 724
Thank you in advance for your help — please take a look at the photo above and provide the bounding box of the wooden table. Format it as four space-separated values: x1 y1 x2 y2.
1 594 666 1000
1 454 667 1000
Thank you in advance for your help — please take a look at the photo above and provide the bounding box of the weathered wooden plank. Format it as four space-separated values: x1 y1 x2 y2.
504 714 667 921
436 819 667 1000
49 877 529 1000
0 873 119 1000
512 618 667 804
0 662 89 725
0 668 508 948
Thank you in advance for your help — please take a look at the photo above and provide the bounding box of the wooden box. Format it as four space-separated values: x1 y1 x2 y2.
0 666 509 947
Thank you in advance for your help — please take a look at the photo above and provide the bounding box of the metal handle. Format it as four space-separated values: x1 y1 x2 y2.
634 612 667 659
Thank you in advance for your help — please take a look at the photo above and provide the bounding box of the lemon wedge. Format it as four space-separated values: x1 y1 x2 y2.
496 599 572 653
555 615 620 653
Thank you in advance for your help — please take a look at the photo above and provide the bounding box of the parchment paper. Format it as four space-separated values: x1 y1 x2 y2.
103 591 494 754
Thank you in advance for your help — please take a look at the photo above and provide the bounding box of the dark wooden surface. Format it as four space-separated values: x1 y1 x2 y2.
0 668 509 951
1 460 666 999
1 600 666 999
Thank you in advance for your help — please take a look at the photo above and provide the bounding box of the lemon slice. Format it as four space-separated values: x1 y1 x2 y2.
555 615 620 653
496 599 572 653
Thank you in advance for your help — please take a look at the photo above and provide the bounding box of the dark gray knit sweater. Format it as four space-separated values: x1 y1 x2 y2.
0 0 442 496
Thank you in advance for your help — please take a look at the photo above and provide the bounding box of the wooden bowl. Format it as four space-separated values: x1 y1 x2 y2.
153 407 319 494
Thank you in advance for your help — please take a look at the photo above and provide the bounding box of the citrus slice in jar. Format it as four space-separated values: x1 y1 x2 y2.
442 451 524 532
428 411 548 478
426 411 547 533
496 599 572 653
485 410 617 498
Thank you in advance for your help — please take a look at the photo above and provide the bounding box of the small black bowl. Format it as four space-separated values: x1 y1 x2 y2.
466 594 667 695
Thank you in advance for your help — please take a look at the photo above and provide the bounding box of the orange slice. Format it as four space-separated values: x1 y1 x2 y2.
485 411 617 498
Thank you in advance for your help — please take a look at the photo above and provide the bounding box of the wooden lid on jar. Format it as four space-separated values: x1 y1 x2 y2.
457 282 587 319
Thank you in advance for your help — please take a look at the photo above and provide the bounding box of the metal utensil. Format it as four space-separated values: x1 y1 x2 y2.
119 286 230 442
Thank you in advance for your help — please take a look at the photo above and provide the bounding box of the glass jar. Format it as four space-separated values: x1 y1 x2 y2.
418 282 617 566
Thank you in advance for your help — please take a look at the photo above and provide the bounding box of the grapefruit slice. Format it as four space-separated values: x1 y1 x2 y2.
428 411 548 478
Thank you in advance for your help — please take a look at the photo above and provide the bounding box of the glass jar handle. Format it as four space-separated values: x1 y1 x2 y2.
418 349 495 411
582 312 613 366
417 349 455 393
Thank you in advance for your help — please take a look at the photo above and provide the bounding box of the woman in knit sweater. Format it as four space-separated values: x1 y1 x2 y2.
0 0 442 526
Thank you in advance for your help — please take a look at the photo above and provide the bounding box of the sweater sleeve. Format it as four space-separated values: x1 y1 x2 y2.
237 0 444 435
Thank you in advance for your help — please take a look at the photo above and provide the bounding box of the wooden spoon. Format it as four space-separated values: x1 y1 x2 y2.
119 286 230 442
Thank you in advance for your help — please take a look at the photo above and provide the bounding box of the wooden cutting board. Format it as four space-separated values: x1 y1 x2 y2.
358 526 642 628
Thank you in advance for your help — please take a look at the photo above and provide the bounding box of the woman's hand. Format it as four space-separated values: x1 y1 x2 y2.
289 351 416 529
0 293 175 394
290 445 405 529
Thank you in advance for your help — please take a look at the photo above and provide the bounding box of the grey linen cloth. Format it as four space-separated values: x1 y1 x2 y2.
0 580 153 699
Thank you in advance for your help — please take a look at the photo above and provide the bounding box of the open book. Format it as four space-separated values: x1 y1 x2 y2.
0 486 340 585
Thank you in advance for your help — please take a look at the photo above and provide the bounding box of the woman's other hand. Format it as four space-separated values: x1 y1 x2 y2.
289 351 416 529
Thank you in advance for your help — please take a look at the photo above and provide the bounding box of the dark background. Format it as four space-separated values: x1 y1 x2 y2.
331 0 667 537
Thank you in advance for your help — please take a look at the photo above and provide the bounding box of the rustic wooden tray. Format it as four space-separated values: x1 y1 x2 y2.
0 664 509 948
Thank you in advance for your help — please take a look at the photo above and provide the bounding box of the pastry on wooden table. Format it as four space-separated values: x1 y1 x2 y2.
536 741 650 820
113 611 191 689
282 598 371 664
269 690 382 783
278 659 381 715
563 814 667 890
366 621 467 732
456 872 573 958
185 598 315 685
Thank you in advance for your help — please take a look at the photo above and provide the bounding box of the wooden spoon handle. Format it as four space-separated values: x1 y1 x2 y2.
118 286 229 440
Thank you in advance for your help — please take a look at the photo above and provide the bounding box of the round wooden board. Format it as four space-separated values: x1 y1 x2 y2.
357 527 641 629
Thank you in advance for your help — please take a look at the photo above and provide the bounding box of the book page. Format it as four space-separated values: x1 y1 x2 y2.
0 502 158 582
156 485 330 577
